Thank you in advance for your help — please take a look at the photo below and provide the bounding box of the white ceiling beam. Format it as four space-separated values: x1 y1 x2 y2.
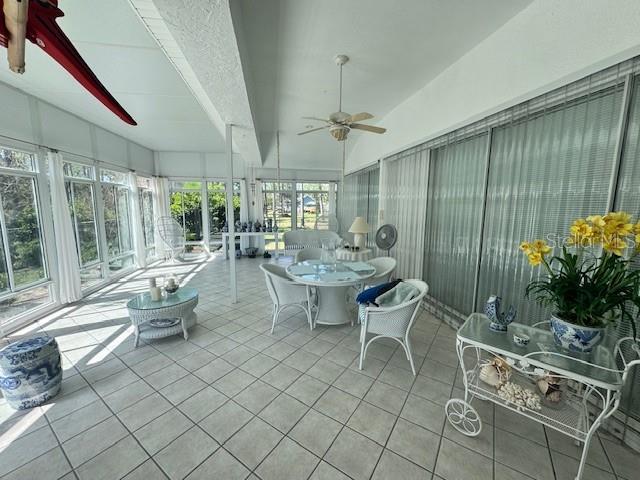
129 0 262 165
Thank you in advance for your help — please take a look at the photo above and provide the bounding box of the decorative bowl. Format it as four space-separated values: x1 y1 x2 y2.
513 332 530 347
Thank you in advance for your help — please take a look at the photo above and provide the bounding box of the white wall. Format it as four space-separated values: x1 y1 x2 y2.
347 0 640 172
0 81 154 174
155 151 342 182
154 151 244 179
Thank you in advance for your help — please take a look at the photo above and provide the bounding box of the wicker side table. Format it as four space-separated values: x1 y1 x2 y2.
126 287 199 348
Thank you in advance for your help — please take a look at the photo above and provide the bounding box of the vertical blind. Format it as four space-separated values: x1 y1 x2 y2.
613 75 640 425
423 133 488 314
381 147 429 278
476 84 624 321
339 165 379 247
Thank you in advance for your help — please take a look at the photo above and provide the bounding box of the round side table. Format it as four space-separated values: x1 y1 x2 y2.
127 287 199 347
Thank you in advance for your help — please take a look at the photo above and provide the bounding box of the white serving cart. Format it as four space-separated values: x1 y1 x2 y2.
446 313 640 480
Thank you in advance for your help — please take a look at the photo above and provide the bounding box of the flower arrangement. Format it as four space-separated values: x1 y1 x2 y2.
520 212 640 348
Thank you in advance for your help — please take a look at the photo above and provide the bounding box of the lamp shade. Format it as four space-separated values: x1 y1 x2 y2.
349 216 369 234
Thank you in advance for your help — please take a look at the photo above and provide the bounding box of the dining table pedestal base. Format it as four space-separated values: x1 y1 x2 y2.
315 286 353 325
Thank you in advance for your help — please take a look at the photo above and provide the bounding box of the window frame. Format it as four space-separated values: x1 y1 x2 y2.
0 157 51 297
99 167 136 271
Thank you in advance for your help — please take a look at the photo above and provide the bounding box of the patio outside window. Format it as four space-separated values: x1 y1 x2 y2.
295 182 331 229
208 181 239 248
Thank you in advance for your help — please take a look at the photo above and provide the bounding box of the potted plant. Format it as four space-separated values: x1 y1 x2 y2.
520 212 640 353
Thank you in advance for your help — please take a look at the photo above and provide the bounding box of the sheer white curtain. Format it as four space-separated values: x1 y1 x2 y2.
240 179 249 251
128 173 147 268
379 148 429 279
152 176 169 260
48 151 82 303
254 180 265 252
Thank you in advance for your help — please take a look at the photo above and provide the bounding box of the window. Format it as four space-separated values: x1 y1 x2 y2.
295 183 330 229
170 181 203 242
101 169 134 271
208 181 239 244
65 164 103 287
137 177 155 260
262 182 293 231
0 147 51 324
0 147 35 172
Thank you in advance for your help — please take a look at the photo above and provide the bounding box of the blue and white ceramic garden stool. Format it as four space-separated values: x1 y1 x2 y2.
0 336 62 410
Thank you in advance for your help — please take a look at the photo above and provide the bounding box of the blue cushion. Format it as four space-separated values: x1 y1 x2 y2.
356 280 399 305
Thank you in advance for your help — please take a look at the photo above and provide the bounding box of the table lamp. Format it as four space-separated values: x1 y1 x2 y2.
349 217 369 249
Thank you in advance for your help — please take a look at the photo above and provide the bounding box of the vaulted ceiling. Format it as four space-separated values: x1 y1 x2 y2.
0 0 533 169
234 0 532 170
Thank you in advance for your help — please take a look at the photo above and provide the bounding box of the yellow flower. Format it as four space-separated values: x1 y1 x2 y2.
569 219 593 245
531 239 552 254
635 233 640 251
527 252 543 266
603 236 628 256
604 212 633 237
634 222 640 235
519 242 532 254
587 215 606 228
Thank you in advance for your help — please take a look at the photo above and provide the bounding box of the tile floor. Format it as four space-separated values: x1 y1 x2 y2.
1 253 639 480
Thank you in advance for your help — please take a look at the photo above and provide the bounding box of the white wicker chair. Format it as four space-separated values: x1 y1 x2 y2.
260 264 314 333
295 247 324 263
156 216 185 262
363 257 397 288
359 279 428 375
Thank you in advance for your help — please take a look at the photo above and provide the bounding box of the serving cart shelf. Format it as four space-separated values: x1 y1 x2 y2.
446 313 640 480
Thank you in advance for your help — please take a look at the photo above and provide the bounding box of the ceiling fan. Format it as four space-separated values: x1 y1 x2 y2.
298 54 386 141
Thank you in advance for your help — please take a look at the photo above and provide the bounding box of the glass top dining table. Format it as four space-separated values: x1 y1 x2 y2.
286 260 376 325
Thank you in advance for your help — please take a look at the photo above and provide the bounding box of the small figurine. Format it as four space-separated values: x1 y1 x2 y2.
255 221 261 232
241 222 248 232
266 219 273 232
273 221 279 232
485 295 517 333
222 221 228 233
263 250 271 258
248 222 254 232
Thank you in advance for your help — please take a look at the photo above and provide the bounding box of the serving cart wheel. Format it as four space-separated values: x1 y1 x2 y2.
445 398 482 437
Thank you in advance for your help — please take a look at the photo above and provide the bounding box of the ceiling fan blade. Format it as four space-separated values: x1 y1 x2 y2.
302 116 330 123
346 112 374 123
297 125 330 136
350 123 386 134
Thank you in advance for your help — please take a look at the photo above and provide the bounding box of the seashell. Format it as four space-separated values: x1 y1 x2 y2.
537 374 564 404
479 356 512 387
537 378 549 394
480 365 502 387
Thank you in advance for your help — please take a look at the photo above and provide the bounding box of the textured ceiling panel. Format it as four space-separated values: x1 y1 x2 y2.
152 0 262 165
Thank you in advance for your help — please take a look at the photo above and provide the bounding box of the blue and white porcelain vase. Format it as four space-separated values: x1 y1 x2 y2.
485 295 517 333
549 314 604 353
0 336 62 410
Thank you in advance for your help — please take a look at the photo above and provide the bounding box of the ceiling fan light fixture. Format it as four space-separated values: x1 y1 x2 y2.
330 125 349 141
